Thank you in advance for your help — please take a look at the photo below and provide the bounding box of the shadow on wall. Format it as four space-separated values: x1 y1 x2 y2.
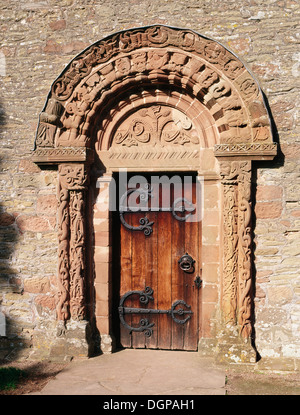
251 92 283 361
0 99 22 361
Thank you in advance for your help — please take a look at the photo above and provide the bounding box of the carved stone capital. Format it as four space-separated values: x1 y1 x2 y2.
58 163 90 190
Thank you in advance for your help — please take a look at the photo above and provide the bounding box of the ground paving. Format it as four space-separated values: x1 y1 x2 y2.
29 349 226 395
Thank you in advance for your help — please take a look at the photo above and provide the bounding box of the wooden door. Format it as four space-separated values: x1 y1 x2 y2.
117 173 202 350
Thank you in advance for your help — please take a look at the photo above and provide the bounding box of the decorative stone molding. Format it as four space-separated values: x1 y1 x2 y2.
214 143 277 160
56 163 90 322
32 147 94 165
220 160 253 339
31 25 277 360
33 25 274 160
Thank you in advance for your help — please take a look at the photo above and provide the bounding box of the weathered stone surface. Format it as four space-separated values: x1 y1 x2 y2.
255 201 283 219
267 285 294 306
23 276 51 294
0 0 299 367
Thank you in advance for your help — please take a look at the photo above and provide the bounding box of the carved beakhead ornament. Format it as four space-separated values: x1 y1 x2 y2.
31 26 277 348
32 25 276 163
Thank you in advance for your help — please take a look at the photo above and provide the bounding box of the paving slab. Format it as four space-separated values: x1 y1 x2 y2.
31 349 226 395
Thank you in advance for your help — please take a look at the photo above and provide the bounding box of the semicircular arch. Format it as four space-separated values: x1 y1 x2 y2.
33 25 276 164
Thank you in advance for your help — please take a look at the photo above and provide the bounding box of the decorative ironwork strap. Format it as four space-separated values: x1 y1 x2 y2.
119 185 196 235
118 287 193 337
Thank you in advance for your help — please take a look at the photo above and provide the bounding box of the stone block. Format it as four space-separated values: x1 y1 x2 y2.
202 284 218 303
94 246 111 263
36 194 57 215
267 285 294 306
0 311 6 337
16 215 56 232
100 334 115 354
202 225 219 245
255 201 283 219
256 185 283 201
94 262 109 284
23 276 50 293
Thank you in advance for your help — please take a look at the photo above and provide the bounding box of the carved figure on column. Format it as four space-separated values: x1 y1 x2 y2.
220 160 253 340
57 184 70 321
57 163 89 321
220 161 239 327
237 161 252 339
69 190 86 320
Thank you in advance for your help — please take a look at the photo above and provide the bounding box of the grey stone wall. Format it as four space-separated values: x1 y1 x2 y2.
0 0 299 366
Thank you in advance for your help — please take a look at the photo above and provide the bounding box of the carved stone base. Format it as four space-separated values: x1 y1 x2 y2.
100 334 116 354
215 326 257 364
197 338 218 357
32 319 95 361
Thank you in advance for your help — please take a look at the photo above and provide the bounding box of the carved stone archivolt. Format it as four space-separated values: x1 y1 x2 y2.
33 25 275 159
32 25 277 349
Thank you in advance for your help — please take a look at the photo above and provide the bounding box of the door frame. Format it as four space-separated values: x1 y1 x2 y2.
94 168 218 353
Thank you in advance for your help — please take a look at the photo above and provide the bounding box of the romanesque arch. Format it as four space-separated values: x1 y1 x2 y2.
32 25 276 360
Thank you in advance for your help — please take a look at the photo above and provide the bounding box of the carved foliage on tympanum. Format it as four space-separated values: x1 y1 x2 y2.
113 105 199 147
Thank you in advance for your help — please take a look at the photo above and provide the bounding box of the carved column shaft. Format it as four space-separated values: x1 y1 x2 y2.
220 160 252 339
57 163 89 321
237 161 252 339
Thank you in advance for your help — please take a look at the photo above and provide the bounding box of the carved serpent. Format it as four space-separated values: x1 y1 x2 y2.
57 188 70 321
238 192 252 338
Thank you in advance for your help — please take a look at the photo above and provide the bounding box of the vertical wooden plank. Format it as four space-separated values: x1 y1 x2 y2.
171 206 185 350
145 210 158 349
131 210 148 348
156 177 173 349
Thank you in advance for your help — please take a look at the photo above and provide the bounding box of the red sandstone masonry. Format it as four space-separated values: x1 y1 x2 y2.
256 185 283 201
0 0 299 364
16 215 56 232
255 201 283 219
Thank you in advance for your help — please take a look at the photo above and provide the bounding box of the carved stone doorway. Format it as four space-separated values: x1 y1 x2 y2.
32 25 276 362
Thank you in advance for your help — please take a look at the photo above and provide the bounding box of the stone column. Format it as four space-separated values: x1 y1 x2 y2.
236 161 253 340
219 160 256 363
57 163 89 322
220 161 239 328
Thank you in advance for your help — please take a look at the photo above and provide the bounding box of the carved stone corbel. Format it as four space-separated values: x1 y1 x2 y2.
220 160 253 340
57 163 89 321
